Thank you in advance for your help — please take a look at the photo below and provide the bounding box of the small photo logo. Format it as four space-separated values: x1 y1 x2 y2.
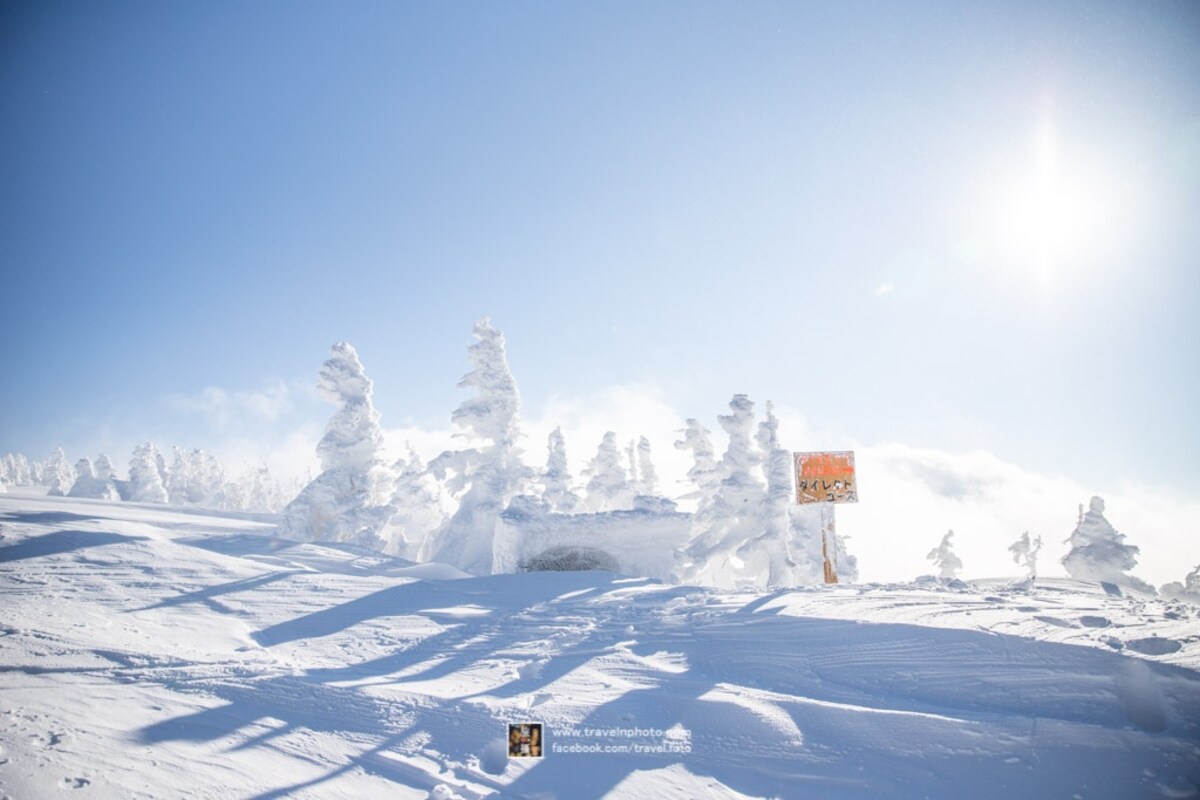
507 722 544 758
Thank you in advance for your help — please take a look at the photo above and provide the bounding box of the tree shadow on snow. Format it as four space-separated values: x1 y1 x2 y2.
0 510 113 527
130 570 304 612
138 576 1200 800
0 529 148 562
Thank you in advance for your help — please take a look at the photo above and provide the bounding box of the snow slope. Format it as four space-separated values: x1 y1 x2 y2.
1 490 1198 799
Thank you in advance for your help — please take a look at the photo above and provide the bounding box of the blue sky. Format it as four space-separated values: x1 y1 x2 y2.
3 1 1199 505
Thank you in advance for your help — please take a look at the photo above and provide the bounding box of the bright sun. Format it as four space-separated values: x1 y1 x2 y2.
979 111 1126 292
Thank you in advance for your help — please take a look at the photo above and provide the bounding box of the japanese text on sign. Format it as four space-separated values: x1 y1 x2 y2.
794 451 857 504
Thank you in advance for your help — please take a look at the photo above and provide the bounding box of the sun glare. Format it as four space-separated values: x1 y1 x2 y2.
978 111 1128 294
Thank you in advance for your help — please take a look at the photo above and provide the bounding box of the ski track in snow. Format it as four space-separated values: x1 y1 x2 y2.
1 491 1199 799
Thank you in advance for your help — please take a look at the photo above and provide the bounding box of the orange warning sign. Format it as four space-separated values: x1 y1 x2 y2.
794 451 857 504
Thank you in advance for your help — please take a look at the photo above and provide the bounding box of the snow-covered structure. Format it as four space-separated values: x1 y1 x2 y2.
583 432 634 512
539 427 580 513
426 319 531 574
494 495 690 579
1062 496 1154 593
43 447 75 496
68 457 120 501
927 530 963 579
277 343 391 548
129 443 169 504
1008 531 1043 579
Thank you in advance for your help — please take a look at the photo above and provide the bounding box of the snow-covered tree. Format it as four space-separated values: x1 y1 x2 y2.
278 343 391 547
635 436 659 497
1062 496 1153 592
1 454 18 485
166 447 195 505
28 458 44 485
129 443 169 503
927 530 963 579
43 447 75 496
75 458 93 480
382 445 447 560
426 319 532 574
540 427 580 513
68 457 120 501
94 454 117 481
583 431 633 512
235 463 284 512
674 419 719 501
734 401 797 587
1008 531 1043 579
681 394 767 587
1161 564 1200 604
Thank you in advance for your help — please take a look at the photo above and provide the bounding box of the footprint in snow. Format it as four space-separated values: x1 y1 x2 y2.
62 777 90 789
1126 637 1183 656
1079 615 1111 628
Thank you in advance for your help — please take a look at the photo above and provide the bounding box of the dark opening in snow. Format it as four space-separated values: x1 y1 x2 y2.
520 546 620 573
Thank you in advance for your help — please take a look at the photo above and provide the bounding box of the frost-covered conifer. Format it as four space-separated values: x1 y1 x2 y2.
383 445 447 560
129 443 169 503
1 454 17 485
28 458 44 485
68 457 120 501
681 394 767 587
583 432 634 512
674 419 719 501
1008 531 1043 579
735 402 797 586
43 447 75 496
927 530 963 579
541 427 580 513
166 447 194 505
278 343 391 546
94 454 117 481
1062 496 1153 592
1160 564 1200 603
635 436 659 497
426 319 532 573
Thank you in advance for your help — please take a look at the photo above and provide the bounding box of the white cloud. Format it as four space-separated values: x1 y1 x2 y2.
166 379 296 428
874 282 895 296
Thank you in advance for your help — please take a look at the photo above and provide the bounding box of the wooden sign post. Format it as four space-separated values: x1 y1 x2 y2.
793 451 858 584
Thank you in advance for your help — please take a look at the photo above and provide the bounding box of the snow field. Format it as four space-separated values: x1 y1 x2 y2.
2 491 1198 799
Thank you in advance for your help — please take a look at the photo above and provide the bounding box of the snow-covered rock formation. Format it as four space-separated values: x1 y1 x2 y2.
277 343 390 548
1062 496 1154 593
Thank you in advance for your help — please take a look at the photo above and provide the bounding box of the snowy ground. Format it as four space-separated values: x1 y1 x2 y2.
2 490 1198 799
